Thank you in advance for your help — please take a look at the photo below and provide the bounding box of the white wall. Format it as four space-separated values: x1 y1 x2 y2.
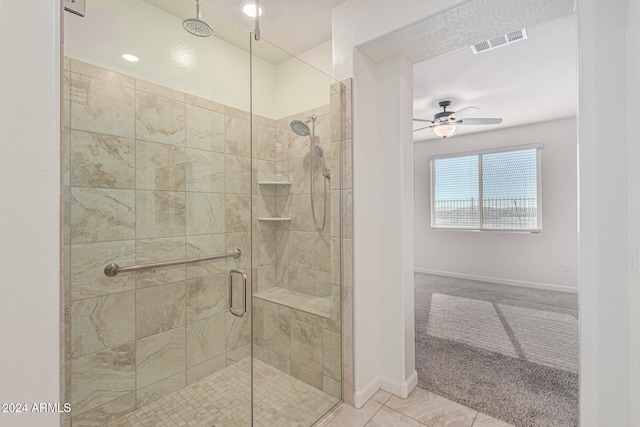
0 2 62 427
578 0 631 425
414 118 578 292
627 0 640 424
64 0 336 121
296 40 334 77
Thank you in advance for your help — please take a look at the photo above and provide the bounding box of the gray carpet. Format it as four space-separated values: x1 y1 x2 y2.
415 273 578 427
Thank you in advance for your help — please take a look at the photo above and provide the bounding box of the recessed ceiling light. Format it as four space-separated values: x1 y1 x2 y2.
239 0 265 17
121 54 139 63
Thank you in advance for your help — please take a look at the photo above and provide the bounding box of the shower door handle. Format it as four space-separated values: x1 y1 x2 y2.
229 269 247 317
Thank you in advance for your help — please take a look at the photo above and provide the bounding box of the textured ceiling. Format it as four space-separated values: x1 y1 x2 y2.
358 0 575 64
411 13 578 141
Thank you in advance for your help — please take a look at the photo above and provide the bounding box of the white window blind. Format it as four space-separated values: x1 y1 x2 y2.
431 147 541 231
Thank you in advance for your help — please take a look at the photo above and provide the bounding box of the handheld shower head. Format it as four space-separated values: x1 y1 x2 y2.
183 0 213 37
314 145 324 157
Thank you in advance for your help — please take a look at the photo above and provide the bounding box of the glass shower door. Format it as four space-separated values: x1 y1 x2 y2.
63 1 253 425
250 36 344 426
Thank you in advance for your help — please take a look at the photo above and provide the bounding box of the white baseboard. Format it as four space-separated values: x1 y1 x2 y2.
354 371 418 408
379 370 418 398
353 377 380 408
414 268 578 294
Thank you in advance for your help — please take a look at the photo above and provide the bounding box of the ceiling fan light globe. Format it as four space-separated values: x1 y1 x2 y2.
434 124 456 138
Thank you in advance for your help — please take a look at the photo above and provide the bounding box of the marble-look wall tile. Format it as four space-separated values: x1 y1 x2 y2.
70 188 135 244
225 115 250 157
224 105 250 121
136 282 185 339
288 155 309 195
185 235 226 278
186 104 225 153
224 155 251 194
343 139 353 190
323 376 342 400
330 90 343 144
256 123 276 161
135 141 186 191
226 343 250 364
186 149 225 192
289 194 315 232
71 59 135 88
342 335 354 407
186 354 226 385
258 310 291 358
136 92 185 146
224 232 251 271
63 125 71 187
224 194 251 232
70 241 135 300
253 345 290 374
136 80 185 102
185 94 224 113
70 393 136 427
186 314 225 367
135 237 186 289
136 327 186 389
70 74 135 139
291 319 323 373
323 329 341 381
136 372 186 408
70 292 135 358
342 189 353 239
315 270 332 298
225 312 251 351
291 362 323 390
70 343 135 415
135 191 186 239
287 266 315 295
255 264 276 293
70 130 135 189
186 192 225 235
186 274 227 323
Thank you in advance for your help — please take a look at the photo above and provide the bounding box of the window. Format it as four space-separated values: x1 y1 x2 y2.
431 146 541 231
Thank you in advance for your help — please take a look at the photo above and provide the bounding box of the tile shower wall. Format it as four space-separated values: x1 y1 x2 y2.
250 84 344 399
63 59 253 426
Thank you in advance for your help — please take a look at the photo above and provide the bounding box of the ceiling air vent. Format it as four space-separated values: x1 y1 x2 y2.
471 28 528 54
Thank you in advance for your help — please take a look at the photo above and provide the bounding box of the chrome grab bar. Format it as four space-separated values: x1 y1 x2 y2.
229 269 247 317
104 249 241 277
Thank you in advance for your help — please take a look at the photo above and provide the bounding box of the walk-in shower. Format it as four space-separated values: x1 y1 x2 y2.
290 115 331 231
63 0 343 425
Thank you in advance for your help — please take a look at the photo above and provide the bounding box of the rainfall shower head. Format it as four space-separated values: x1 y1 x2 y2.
290 120 310 137
183 0 213 37
289 115 317 137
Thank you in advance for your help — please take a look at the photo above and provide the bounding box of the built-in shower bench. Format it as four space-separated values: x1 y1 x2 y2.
253 287 332 318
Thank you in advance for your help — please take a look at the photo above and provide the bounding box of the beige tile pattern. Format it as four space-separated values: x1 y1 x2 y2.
385 387 478 427
103 358 338 427
316 387 516 427
65 60 349 424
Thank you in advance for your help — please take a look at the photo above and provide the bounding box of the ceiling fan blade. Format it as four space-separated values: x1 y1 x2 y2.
413 118 434 123
457 118 503 125
413 124 437 132
453 106 479 120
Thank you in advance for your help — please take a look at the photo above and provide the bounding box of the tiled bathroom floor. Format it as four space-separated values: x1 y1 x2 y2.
315 387 515 427
104 358 338 427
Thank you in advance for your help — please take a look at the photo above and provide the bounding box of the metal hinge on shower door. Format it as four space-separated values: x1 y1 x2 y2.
229 269 247 317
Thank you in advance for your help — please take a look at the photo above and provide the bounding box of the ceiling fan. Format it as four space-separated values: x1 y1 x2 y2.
413 100 503 138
